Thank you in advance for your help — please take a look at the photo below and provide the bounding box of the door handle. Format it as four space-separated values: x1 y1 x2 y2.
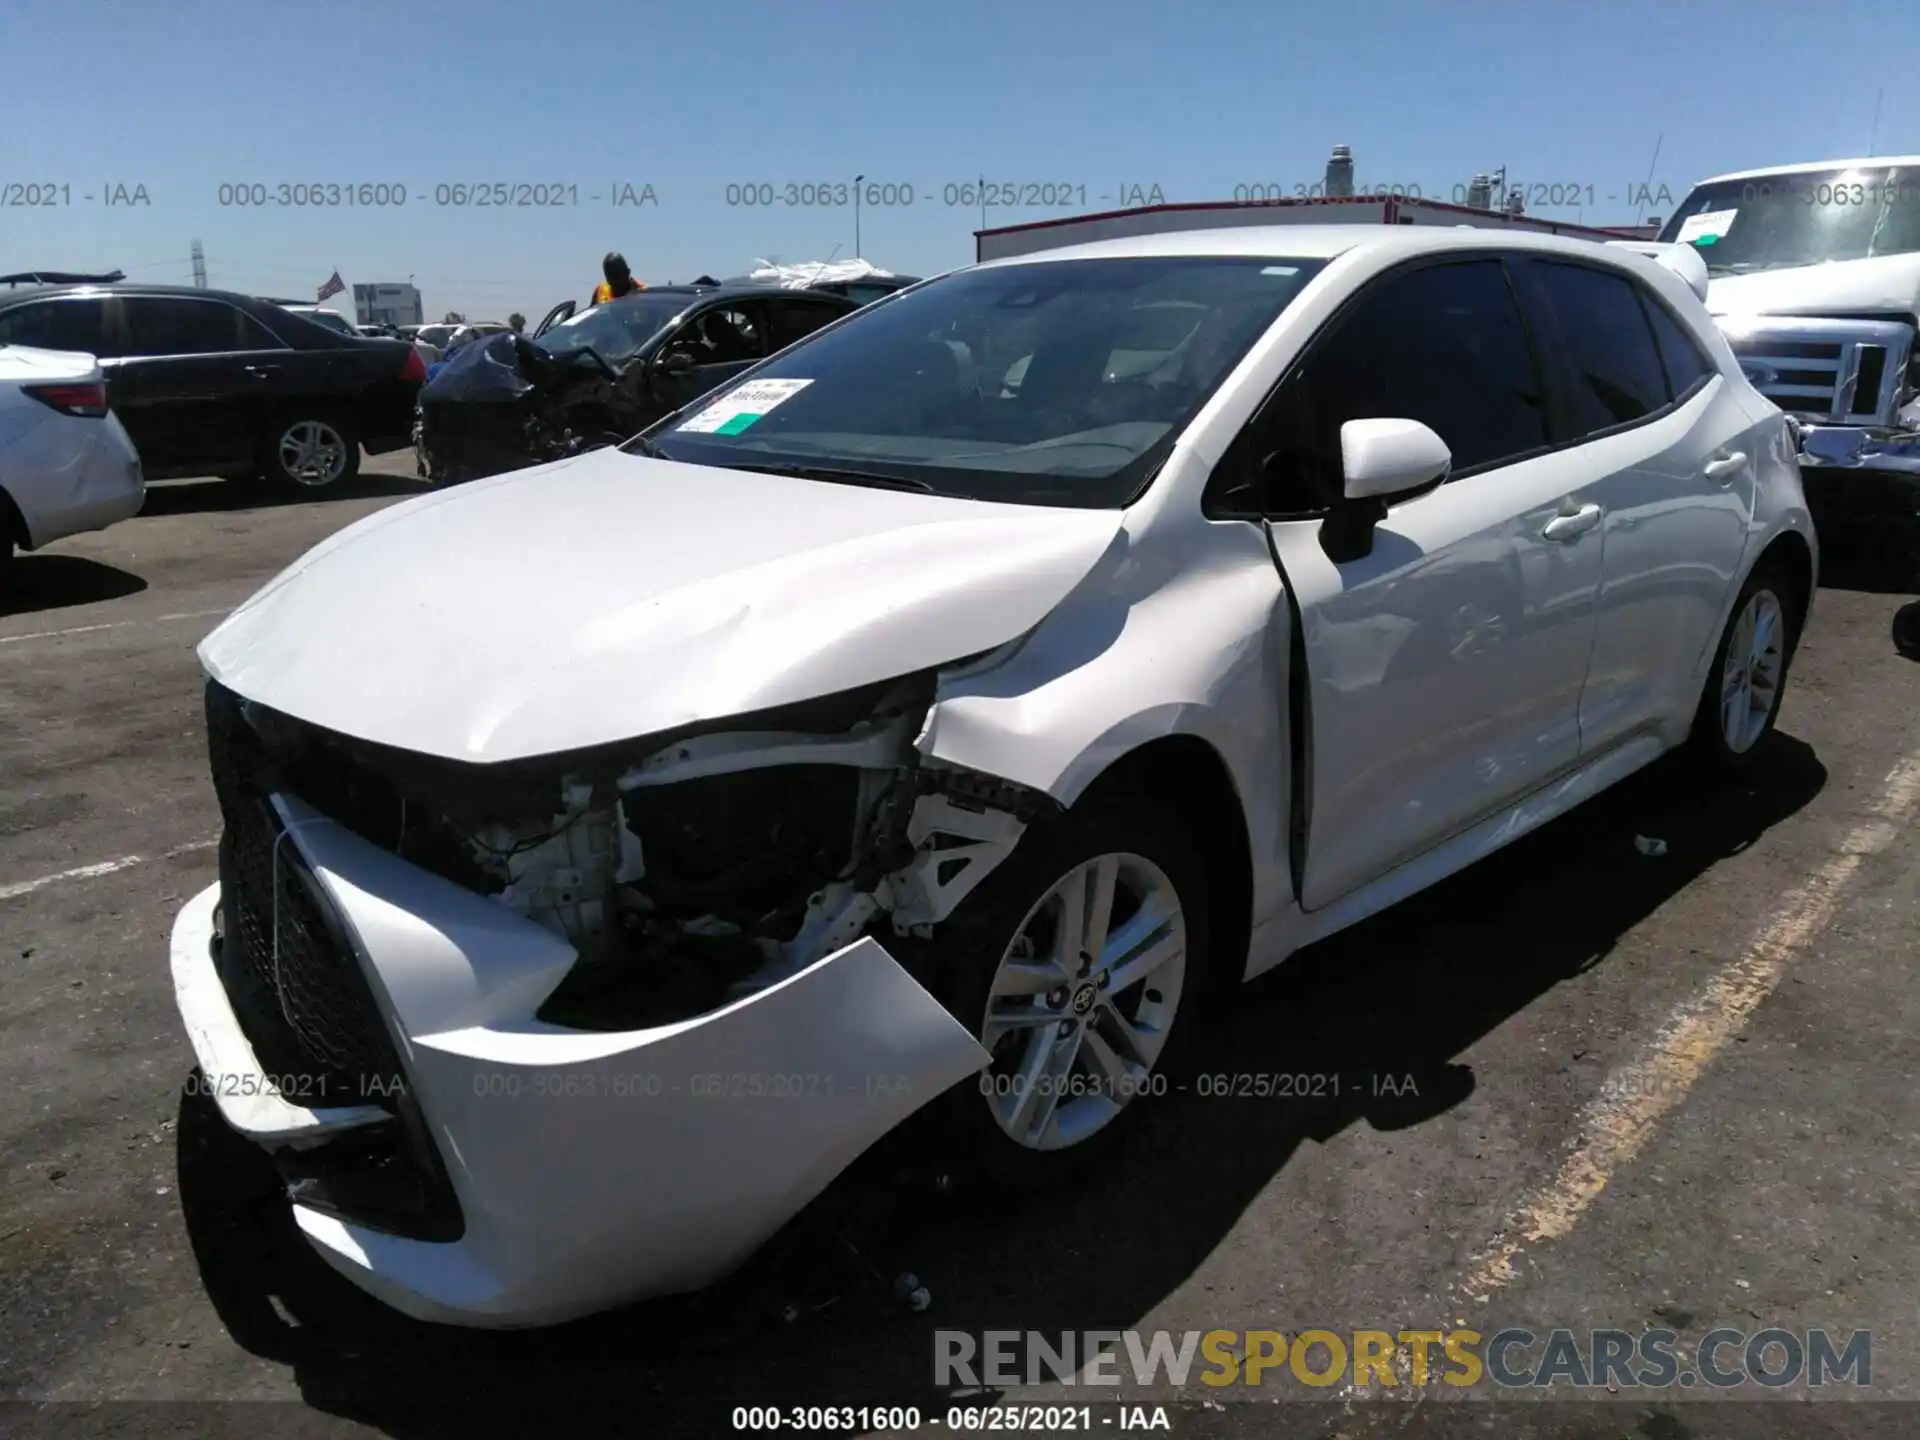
1541 503 1602 542
1703 451 1747 481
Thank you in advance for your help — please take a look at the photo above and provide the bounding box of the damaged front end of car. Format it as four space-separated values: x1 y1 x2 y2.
417 332 640 485
173 662 1043 1325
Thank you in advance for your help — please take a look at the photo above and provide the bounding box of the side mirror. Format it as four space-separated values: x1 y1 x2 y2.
1340 417 1451 500
1321 418 1451 562
656 350 695 377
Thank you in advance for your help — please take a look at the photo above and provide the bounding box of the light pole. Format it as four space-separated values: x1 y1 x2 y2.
853 174 864 258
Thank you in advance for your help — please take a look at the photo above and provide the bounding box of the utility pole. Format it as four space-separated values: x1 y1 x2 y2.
191 239 207 288
853 174 864 259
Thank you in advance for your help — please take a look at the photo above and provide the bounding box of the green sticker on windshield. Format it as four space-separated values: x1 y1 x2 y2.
678 377 814 434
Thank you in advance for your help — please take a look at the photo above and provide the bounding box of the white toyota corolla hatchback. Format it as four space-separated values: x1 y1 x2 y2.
170 225 1814 1327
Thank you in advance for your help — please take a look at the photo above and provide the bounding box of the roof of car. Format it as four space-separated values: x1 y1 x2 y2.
1693 155 1920 185
0 281 279 307
974 224 1662 268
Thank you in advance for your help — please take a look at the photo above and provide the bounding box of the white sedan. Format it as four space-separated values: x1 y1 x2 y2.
169 224 1813 1327
0 344 145 582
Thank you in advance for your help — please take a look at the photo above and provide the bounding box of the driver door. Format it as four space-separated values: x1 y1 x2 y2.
1228 255 1611 911
648 300 771 413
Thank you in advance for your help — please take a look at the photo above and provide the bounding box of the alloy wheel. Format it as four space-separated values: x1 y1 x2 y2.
1720 588 1786 754
278 420 349 488
979 852 1187 1152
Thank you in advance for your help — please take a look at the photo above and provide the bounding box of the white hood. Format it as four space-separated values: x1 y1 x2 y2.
199 448 1124 763
1706 252 1920 318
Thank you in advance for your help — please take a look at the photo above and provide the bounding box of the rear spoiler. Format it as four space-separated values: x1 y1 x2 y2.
1606 241 1709 303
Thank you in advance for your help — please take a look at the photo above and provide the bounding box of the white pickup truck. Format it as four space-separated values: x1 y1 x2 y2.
1658 157 1920 554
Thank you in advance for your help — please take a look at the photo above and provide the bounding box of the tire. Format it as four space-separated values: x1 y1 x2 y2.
0 490 22 590
259 409 360 493
920 795 1212 1190
1894 600 1920 661
1689 560 1801 773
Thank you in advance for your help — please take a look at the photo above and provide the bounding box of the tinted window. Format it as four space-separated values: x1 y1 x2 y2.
236 311 286 350
1247 259 1549 513
667 305 764 365
0 298 107 353
1643 297 1714 399
1534 262 1669 433
766 299 844 350
645 256 1326 509
121 298 251 356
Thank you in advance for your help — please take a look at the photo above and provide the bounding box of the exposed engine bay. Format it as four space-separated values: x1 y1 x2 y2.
218 671 1049 1030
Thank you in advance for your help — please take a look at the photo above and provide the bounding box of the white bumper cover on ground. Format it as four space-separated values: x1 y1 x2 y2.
169 804 993 1328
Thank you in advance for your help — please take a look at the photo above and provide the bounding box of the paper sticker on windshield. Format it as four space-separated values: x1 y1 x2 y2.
1676 209 1737 245
676 378 814 435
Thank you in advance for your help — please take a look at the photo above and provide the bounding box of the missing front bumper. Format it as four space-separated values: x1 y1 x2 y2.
168 803 992 1328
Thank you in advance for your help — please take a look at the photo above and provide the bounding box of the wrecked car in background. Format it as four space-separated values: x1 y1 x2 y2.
171 224 1814 1328
1658 156 1920 555
415 284 858 484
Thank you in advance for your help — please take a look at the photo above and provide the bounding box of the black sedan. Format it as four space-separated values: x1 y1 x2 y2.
0 283 424 491
417 284 859 485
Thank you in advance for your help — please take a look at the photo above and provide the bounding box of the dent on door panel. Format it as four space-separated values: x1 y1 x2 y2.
1267 456 1604 913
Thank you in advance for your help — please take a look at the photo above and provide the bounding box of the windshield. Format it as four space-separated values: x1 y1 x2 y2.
1657 165 1920 274
416 325 456 347
538 294 689 364
642 256 1326 508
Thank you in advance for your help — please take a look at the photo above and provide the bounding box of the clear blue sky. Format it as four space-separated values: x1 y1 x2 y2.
4 0 1915 323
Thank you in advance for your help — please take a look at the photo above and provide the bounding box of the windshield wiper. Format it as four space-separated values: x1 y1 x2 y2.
722 461 935 493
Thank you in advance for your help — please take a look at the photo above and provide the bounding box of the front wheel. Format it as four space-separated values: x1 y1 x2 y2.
1690 561 1800 773
924 796 1211 1189
1894 600 1920 661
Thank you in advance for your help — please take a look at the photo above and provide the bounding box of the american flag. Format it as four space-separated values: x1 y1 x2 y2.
316 270 345 302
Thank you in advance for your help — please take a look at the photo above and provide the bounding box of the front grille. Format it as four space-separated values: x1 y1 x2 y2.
203 679 467 1242
206 683 406 1108
1725 317 1914 424
1851 346 1887 418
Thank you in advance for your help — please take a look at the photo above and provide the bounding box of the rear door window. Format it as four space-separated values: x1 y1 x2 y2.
120 297 255 357
1531 261 1671 433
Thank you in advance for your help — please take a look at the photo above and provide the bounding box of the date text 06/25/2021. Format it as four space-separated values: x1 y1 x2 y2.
721 182 1167 209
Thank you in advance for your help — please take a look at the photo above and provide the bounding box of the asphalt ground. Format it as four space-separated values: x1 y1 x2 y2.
2 455 1919 1439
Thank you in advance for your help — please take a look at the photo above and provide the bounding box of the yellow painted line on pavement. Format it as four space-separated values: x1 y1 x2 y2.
1457 752 1920 1301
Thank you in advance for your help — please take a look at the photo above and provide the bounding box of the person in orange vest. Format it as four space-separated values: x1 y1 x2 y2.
591 252 646 306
